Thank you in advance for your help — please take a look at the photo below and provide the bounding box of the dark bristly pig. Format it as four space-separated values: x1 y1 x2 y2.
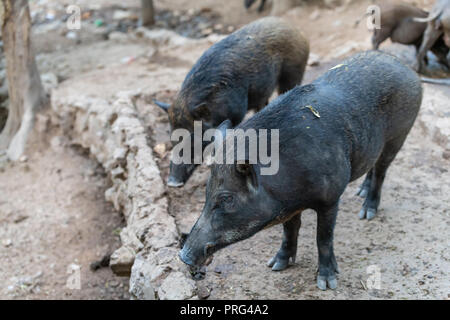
180 51 423 290
355 2 449 68
414 0 450 72
154 17 309 187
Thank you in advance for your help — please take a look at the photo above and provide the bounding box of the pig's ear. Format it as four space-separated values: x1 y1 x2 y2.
216 119 233 140
236 161 252 175
153 99 170 113
236 161 258 191
190 102 211 120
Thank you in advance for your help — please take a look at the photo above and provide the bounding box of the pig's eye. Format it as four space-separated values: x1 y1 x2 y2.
216 194 234 210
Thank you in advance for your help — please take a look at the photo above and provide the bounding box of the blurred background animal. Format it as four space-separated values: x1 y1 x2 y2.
355 2 449 69
414 0 450 72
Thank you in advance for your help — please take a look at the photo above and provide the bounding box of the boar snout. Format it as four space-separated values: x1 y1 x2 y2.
179 242 215 267
179 247 196 266
167 162 197 188
179 213 218 268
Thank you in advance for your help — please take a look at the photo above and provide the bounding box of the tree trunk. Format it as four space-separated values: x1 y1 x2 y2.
140 0 155 26
0 0 46 161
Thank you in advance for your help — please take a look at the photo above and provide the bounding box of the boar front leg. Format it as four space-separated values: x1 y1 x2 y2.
371 29 391 50
257 0 266 12
267 213 302 271
316 202 339 290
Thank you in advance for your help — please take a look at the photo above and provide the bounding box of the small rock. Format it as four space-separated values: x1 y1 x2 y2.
2 239 12 247
45 11 56 21
50 136 67 152
41 73 59 92
308 53 320 67
333 20 342 27
197 285 211 299
110 246 135 277
201 28 213 36
113 10 138 21
158 271 196 300
19 156 28 163
66 31 78 40
14 215 28 223
108 31 129 42
443 150 450 160
120 56 135 64
153 143 166 158
310 10 320 20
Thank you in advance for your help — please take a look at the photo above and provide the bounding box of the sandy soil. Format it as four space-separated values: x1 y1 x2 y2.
0 0 449 300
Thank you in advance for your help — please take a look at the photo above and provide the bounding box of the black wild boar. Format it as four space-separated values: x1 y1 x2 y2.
180 51 422 290
154 17 309 187
415 0 450 72
355 2 449 68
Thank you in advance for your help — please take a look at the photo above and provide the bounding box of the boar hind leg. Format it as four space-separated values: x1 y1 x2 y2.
267 213 302 271
356 169 373 198
371 29 391 50
431 45 450 70
415 42 430 66
316 202 339 290
257 0 266 12
416 25 442 73
359 135 407 220
278 63 305 94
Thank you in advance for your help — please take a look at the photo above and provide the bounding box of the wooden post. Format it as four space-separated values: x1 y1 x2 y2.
0 0 47 161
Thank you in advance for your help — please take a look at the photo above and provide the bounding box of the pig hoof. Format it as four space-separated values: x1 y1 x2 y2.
356 186 369 198
358 208 366 219
267 255 292 271
167 178 184 188
366 208 377 220
359 207 377 220
317 275 337 290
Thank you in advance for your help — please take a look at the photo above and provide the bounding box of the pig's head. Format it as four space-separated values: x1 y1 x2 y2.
179 121 280 268
154 96 214 187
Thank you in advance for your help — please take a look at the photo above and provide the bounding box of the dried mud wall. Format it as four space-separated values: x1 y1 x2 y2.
51 91 197 300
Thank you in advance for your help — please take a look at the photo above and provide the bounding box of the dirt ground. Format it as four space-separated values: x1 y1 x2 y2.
0 0 449 299
0 133 130 299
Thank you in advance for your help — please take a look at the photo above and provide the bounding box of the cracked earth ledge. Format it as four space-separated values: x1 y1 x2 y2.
51 90 197 300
